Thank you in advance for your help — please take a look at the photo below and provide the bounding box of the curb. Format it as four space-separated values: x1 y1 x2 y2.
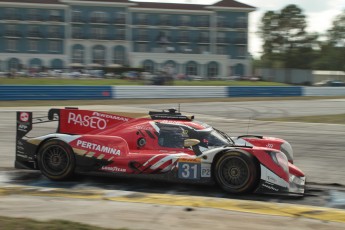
1 185 345 223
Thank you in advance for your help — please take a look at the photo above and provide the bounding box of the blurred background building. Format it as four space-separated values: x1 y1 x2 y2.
0 0 255 78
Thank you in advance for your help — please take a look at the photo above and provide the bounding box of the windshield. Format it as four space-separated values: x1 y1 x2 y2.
191 129 233 148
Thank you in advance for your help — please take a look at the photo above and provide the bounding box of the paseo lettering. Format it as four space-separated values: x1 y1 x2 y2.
68 112 107 129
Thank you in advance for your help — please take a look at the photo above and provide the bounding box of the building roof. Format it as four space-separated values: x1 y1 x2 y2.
0 0 62 3
212 0 255 9
0 0 255 9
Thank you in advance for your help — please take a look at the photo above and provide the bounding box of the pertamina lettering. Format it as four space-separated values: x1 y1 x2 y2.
92 112 129 122
68 112 107 129
76 140 121 155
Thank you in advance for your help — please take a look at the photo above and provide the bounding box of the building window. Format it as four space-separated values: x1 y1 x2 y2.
180 15 190 26
186 62 198 76
217 32 227 43
7 39 17 51
217 15 227 27
28 40 38 51
179 30 189 42
48 41 59 52
92 46 106 65
159 15 171 25
116 28 125 40
237 46 246 58
138 44 148 52
156 30 171 44
72 48 84 63
48 26 60 38
91 27 107 40
236 16 247 28
137 13 148 24
72 27 83 39
217 45 227 55
91 11 109 23
115 11 126 24
50 10 62 22
28 25 41 38
137 29 148 41
28 9 41 21
199 31 209 43
198 16 209 27
143 60 154 73
113 47 125 65
72 10 83 22
199 45 209 54
207 62 218 78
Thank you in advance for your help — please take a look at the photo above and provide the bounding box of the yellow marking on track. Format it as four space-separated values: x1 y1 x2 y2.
1 186 345 223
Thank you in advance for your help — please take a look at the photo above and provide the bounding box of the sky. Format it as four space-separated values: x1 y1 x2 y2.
133 0 344 57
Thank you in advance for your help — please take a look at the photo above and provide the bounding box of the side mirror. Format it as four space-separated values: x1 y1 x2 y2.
184 139 200 147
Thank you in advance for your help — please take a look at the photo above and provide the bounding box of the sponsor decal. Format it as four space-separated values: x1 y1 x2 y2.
92 112 129 122
17 124 28 132
68 112 107 130
201 164 211 177
76 140 121 156
101 166 126 172
178 158 201 163
262 182 279 192
20 112 29 122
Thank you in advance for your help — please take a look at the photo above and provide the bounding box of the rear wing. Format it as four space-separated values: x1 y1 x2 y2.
17 108 133 138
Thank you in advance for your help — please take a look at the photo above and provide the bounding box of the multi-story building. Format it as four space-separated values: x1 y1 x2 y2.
0 0 255 77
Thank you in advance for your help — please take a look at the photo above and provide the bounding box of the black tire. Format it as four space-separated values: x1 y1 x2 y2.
214 151 259 194
37 139 75 181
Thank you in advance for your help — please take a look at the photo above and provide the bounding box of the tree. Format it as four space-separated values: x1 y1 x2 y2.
259 4 318 69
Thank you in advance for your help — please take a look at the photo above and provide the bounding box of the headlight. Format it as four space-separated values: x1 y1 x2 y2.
268 151 289 174
280 141 293 163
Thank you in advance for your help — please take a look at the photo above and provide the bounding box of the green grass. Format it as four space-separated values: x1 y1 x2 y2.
259 114 345 124
0 77 288 86
0 216 127 230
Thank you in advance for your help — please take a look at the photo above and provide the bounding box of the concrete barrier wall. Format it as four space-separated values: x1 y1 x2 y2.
0 85 345 100
0 86 113 100
303 87 345 96
228 86 303 97
113 86 228 99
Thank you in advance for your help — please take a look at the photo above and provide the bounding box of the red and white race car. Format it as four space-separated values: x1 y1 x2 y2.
15 108 305 195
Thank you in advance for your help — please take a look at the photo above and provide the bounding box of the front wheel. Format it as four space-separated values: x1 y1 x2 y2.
37 139 75 180
214 151 259 194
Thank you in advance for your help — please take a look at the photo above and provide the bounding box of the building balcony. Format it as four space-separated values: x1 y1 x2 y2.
114 18 126 24
197 37 210 43
134 35 149 42
217 22 229 28
27 14 43 21
47 33 64 39
4 31 22 37
115 34 126 40
3 14 22 21
196 21 209 27
177 37 190 43
90 34 111 40
176 21 191 27
216 38 229 44
89 17 110 24
233 23 248 29
48 16 64 22
72 17 86 23
232 38 247 44
27 31 44 38
135 19 150 25
156 20 173 26
72 34 87 39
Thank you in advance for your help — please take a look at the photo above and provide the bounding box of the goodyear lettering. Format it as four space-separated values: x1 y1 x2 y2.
76 140 120 155
68 112 107 129
101 166 126 172
92 112 129 122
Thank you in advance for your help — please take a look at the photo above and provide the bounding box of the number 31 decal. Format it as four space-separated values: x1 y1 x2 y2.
178 162 200 179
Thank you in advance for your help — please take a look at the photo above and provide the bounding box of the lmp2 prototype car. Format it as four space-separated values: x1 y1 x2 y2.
15 108 305 195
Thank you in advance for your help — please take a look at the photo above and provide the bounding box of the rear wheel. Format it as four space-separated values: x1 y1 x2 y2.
37 139 75 180
214 151 259 194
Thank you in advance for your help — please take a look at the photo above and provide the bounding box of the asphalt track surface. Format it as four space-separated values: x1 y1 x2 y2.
1 98 345 229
